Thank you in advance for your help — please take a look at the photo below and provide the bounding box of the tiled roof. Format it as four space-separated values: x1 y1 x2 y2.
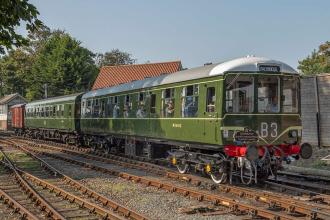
0 93 26 105
92 60 182 90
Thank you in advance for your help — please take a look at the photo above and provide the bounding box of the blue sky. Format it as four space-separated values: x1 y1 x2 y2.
26 0 330 70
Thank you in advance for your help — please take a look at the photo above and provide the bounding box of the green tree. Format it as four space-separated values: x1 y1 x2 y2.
27 31 98 100
298 41 330 75
0 0 42 54
0 49 32 96
96 49 136 67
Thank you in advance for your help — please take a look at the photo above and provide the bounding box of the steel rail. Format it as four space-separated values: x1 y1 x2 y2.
0 188 39 220
16 138 330 219
15 143 149 220
0 142 132 220
0 147 66 220
20 170 126 220
19 144 305 220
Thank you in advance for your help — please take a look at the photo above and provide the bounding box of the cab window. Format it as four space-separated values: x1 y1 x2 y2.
225 75 254 113
258 76 279 113
282 77 299 113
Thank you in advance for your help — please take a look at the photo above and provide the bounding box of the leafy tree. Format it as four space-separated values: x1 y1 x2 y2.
298 41 330 75
96 49 136 67
0 0 42 54
0 49 32 96
27 31 98 100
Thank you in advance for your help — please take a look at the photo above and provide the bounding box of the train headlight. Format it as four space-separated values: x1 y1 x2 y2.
288 130 297 138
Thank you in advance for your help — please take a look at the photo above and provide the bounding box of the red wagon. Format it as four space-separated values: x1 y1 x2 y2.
10 104 25 135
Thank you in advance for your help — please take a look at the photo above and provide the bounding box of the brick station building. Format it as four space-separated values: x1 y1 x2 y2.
92 60 182 90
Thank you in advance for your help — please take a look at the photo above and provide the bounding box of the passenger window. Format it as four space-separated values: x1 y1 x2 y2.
61 105 64 117
86 101 91 117
93 99 99 117
136 92 146 118
206 87 216 113
68 105 72 117
123 95 131 118
150 94 156 114
113 96 120 118
53 106 56 117
162 88 175 117
100 99 105 117
181 85 199 117
105 97 112 117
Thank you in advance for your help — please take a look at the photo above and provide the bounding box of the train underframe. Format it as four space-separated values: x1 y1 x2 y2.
13 128 312 185
13 128 80 145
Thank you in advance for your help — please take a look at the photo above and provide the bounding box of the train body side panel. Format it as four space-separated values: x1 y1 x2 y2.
80 76 224 146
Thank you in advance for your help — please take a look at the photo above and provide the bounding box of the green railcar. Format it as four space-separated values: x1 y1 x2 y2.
24 93 83 143
80 56 312 184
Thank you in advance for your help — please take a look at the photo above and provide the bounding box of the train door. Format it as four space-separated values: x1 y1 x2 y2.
203 82 219 144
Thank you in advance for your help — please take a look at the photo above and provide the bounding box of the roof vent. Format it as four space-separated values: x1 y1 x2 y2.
204 62 212 66
246 55 255 58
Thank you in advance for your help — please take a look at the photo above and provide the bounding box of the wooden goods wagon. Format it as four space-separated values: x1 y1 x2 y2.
10 104 25 134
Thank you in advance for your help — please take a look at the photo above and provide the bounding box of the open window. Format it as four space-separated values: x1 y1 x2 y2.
162 88 175 117
113 96 120 118
136 92 146 118
150 94 156 114
206 87 216 113
181 85 199 117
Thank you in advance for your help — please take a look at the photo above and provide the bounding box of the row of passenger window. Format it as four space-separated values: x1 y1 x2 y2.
25 104 72 117
81 84 216 118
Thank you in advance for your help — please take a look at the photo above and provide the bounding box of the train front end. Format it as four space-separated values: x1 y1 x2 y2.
220 61 312 184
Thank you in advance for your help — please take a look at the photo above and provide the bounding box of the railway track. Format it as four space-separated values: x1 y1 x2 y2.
0 142 148 220
14 137 330 199
5 137 330 220
16 137 330 196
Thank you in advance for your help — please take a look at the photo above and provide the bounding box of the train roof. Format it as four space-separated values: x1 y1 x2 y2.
82 56 298 99
26 92 84 106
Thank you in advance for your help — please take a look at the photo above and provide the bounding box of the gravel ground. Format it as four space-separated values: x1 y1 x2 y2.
290 146 330 170
35 151 243 220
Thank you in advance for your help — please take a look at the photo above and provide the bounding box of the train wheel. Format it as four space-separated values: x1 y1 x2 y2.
176 160 189 174
210 154 227 184
210 166 227 184
240 159 254 185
